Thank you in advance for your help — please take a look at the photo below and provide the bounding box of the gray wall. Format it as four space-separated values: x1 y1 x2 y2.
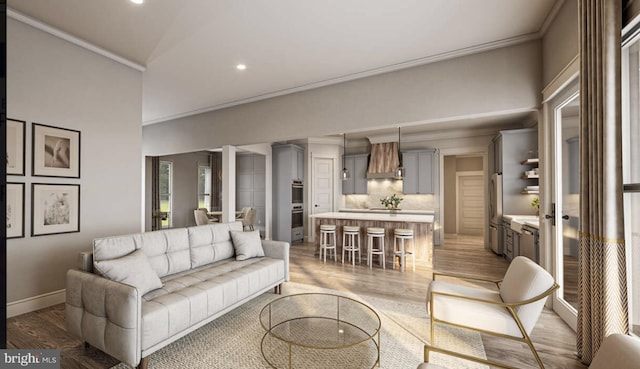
6 19 143 303
143 40 542 155
158 151 211 229
542 0 578 87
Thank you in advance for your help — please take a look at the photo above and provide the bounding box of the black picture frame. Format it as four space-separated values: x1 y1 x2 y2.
7 119 26 176
31 183 81 237
7 183 25 239
32 123 81 178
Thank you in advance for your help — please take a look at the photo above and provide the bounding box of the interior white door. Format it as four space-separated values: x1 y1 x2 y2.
457 173 484 235
313 157 334 215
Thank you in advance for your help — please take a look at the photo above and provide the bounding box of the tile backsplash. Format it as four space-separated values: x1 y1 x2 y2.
344 179 436 210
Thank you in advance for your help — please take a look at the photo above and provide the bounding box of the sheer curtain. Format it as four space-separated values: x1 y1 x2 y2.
577 0 629 363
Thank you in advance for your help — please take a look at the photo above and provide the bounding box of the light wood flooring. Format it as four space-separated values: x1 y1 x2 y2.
6 234 587 369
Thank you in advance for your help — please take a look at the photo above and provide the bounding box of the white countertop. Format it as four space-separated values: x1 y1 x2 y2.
311 212 434 223
504 214 539 230
339 208 435 215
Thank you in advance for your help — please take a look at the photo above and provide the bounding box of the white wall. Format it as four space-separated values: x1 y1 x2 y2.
6 19 143 309
143 40 542 155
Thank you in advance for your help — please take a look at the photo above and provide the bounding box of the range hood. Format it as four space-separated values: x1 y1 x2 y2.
366 142 400 179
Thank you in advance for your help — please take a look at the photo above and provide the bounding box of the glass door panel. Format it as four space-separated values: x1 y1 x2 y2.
559 97 580 311
548 78 580 330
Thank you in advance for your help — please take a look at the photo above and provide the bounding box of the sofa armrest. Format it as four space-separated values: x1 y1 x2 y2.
261 239 290 281
78 251 93 273
66 269 142 367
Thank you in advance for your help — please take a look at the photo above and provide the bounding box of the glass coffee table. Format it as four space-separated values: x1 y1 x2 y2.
259 293 381 369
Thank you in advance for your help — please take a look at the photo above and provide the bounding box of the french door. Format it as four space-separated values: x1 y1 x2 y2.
547 78 580 330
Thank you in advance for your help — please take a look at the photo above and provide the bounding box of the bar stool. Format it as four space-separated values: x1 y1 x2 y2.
393 228 415 272
367 227 386 269
342 225 361 265
319 224 337 262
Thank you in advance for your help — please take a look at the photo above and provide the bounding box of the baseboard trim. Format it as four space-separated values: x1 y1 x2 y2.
7 289 66 318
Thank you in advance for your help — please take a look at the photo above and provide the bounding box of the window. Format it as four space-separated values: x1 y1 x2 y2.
198 165 211 210
159 161 173 229
622 34 640 336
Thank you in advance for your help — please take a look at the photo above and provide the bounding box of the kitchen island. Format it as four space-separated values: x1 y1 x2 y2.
310 212 435 268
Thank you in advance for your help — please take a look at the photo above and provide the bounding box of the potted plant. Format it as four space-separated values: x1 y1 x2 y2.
380 193 403 210
531 196 539 216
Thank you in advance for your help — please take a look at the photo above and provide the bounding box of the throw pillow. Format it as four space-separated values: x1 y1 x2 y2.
94 249 163 295
230 230 265 261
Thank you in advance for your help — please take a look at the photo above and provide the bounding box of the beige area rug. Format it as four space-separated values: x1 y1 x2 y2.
112 282 488 369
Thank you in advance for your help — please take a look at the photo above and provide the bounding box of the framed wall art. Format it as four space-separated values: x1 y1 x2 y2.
32 123 81 178
7 119 26 176
32 183 80 237
7 183 25 239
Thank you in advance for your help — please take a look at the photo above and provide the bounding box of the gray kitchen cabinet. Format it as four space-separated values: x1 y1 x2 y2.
272 144 305 243
502 219 513 261
402 150 435 194
342 154 369 195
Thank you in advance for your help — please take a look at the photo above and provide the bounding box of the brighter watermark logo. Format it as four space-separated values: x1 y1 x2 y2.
0 350 59 368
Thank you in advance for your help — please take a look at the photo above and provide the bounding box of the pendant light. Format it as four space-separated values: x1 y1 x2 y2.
395 127 405 179
342 133 350 180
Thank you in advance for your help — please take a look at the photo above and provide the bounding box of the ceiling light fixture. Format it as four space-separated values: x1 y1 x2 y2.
395 127 405 179
236 64 247 71
131 0 144 4
342 133 350 180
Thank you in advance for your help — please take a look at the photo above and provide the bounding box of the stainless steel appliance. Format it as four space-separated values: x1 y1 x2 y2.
489 173 503 254
520 227 537 263
292 180 303 205
291 205 304 243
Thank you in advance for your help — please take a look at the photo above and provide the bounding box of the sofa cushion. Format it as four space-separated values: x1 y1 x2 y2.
93 228 190 278
230 230 264 260
140 257 285 349
94 249 163 295
188 222 243 268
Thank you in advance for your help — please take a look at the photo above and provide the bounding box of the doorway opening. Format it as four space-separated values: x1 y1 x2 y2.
443 154 485 241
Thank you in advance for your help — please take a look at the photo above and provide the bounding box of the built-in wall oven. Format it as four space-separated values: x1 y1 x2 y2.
292 180 303 205
291 205 304 243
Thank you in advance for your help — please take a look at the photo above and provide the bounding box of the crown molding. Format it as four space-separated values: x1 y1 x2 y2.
8 8 146 72
539 0 566 36
143 33 541 125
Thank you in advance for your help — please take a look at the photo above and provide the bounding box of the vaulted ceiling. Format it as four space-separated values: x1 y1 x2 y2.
8 0 559 126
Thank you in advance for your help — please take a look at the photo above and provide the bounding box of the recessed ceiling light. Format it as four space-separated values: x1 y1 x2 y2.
236 64 247 71
131 0 143 4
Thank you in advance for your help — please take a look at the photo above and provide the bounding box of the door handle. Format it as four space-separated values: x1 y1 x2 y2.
545 203 556 226
562 215 570 220
314 204 319 207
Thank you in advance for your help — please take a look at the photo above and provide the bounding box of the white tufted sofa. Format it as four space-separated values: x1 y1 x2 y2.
65 221 289 369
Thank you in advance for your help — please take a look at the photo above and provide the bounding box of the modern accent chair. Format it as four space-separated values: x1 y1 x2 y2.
417 333 640 369
422 256 559 369
241 208 256 230
193 209 212 226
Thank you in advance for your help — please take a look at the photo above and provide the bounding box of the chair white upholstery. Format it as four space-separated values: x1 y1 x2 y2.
424 256 558 369
241 208 256 230
367 227 386 269
417 333 640 369
393 228 415 272
589 333 640 369
342 225 361 265
193 209 212 226
319 224 337 262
